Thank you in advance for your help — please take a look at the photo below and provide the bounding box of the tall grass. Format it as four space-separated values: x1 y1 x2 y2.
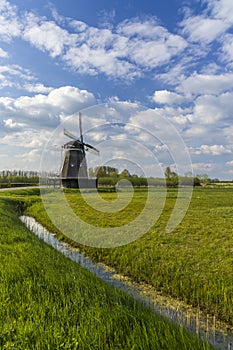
23 187 233 327
0 198 212 349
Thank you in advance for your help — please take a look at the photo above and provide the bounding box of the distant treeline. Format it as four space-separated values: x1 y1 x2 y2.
90 166 201 187
0 167 222 188
0 170 40 188
97 176 200 187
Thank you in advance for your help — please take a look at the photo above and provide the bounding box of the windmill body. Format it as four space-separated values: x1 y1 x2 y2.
60 113 99 188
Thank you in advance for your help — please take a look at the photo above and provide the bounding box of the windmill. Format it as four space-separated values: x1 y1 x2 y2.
60 112 99 188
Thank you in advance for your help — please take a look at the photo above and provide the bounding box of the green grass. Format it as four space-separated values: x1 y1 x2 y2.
0 197 212 349
23 187 233 327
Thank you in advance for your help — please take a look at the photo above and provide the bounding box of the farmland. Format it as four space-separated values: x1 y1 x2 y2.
0 192 213 349
21 186 233 329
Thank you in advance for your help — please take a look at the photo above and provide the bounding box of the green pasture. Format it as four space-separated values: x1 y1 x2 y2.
20 187 233 327
0 195 212 349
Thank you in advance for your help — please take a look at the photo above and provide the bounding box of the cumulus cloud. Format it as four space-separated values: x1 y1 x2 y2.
192 162 215 172
0 0 22 42
192 92 233 124
0 64 35 90
0 85 96 132
22 13 76 58
63 16 187 79
180 0 233 44
0 2 188 79
176 0 233 87
23 83 53 94
177 72 233 95
193 144 231 156
116 17 187 69
209 0 233 24
180 16 227 44
185 126 208 138
220 33 233 64
0 130 51 148
3 118 26 130
153 90 187 105
0 85 96 171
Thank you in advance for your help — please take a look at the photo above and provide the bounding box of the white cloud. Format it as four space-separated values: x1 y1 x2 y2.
192 162 215 172
98 9 116 30
46 86 95 113
0 47 8 57
0 64 35 89
180 16 227 44
117 18 187 68
3 118 26 130
0 0 22 42
0 86 96 130
24 83 53 94
177 72 233 95
193 144 231 156
0 129 51 148
64 17 187 79
220 34 233 63
153 90 187 105
180 0 233 44
226 160 233 166
64 45 139 79
193 92 233 124
22 13 76 58
185 126 208 137
69 20 88 32
116 17 161 38
0 4 187 80
209 0 233 24
19 149 41 164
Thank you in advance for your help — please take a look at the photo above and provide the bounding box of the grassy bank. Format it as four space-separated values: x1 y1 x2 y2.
20 187 233 327
0 197 212 349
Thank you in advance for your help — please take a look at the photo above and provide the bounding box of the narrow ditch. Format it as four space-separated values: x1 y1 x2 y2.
20 215 233 350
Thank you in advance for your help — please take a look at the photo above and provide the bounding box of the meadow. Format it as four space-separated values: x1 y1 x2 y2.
21 186 233 329
0 193 212 349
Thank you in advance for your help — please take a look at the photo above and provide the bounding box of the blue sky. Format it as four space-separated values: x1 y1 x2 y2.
1 0 233 179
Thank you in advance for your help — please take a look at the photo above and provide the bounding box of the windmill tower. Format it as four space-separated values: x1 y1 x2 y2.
60 113 99 188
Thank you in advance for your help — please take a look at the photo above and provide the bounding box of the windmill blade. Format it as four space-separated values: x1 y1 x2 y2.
79 112 84 144
84 142 99 155
64 128 79 141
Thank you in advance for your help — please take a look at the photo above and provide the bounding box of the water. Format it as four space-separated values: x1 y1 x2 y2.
20 215 233 350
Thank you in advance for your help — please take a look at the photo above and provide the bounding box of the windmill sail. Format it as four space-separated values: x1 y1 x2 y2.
64 128 80 142
79 112 83 145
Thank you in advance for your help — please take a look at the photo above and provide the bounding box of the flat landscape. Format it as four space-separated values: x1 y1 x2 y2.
0 188 215 349
1 186 233 348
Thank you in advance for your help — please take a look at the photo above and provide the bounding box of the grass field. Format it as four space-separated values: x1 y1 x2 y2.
0 195 213 349
18 186 233 328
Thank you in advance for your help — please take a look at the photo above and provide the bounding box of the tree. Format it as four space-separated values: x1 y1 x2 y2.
165 166 172 180
164 166 178 187
196 174 210 186
119 169 131 178
93 166 119 178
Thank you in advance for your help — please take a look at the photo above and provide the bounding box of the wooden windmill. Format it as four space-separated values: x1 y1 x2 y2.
60 113 99 188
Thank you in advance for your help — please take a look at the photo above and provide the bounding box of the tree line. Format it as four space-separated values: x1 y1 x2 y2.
0 170 39 187
89 166 203 187
0 167 220 188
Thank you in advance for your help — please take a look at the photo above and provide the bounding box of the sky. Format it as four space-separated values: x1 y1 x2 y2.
1 0 233 179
